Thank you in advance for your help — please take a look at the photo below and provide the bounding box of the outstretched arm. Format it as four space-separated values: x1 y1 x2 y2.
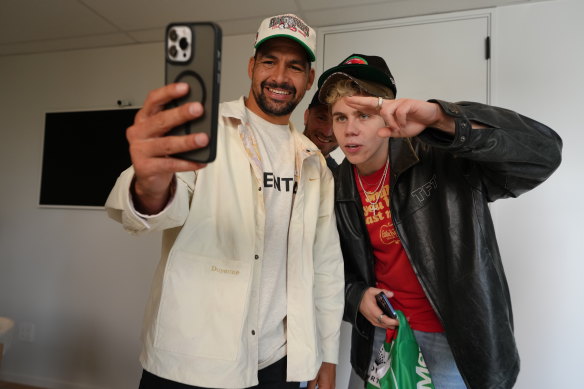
345 96 562 199
344 96 467 138
127 82 209 214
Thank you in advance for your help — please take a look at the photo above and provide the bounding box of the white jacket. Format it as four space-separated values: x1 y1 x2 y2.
105 98 344 388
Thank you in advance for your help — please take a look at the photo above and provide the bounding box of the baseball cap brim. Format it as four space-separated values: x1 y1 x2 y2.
318 63 396 95
318 72 394 104
255 34 316 62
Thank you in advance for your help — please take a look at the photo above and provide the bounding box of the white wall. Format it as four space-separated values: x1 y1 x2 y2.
0 1 582 388
491 0 584 387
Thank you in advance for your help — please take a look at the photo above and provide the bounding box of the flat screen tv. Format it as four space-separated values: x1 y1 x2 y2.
39 108 139 208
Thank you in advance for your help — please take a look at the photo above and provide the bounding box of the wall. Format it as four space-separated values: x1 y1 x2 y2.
490 0 584 387
0 0 582 388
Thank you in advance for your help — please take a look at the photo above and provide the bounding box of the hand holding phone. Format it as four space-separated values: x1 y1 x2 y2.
164 22 222 163
375 292 398 320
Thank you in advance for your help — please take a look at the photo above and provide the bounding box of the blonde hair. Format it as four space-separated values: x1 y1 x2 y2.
324 79 362 106
324 78 394 107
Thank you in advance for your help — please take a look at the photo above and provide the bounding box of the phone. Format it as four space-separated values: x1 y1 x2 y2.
164 22 222 163
375 292 398 320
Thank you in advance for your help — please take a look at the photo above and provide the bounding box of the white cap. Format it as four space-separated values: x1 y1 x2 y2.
254 14 316 62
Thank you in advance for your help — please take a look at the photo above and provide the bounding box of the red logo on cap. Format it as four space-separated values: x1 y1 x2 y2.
269 15 309 38
344 56 368 65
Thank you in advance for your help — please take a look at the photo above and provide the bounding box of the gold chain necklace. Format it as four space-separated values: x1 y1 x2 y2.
357 157 389 216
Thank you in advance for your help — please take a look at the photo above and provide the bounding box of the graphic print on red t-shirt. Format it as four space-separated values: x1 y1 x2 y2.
354 165 443 336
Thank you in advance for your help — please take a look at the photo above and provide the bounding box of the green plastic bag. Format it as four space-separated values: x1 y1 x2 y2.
366 310 434 389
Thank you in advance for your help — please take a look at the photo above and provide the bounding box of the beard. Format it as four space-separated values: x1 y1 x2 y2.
254 81 300 117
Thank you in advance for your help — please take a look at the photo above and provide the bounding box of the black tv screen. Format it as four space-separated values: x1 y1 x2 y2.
40 108 139 207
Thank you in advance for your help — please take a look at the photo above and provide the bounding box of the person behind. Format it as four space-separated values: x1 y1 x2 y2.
105 14 344 389
317 54 562 388
303 92 339 172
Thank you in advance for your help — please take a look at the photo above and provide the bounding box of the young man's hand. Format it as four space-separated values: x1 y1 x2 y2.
345 96 455 139
359 287 399 329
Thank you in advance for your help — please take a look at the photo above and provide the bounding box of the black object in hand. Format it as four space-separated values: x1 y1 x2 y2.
375 292 398 319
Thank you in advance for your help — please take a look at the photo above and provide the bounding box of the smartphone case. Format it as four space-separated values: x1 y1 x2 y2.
165 22 222 163
376 292 398 319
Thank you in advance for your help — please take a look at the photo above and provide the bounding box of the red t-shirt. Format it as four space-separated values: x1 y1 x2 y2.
354 164 443 336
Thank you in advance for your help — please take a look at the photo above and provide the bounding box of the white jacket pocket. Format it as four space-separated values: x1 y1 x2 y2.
154 250 252 360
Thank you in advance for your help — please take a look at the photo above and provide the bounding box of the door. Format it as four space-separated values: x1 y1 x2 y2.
319 12 490 102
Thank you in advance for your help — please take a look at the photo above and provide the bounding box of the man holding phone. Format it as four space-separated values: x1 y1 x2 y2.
106 14 343 389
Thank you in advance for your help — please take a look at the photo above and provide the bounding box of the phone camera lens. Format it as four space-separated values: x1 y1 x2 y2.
179 37 189 50
169 29 178 41
169 45 178 58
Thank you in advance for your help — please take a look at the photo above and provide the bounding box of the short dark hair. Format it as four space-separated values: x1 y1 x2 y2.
308 91 323 109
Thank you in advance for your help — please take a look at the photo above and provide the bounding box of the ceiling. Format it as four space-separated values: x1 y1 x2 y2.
0 0 543 57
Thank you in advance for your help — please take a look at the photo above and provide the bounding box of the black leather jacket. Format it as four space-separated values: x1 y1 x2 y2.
335 100 562 389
